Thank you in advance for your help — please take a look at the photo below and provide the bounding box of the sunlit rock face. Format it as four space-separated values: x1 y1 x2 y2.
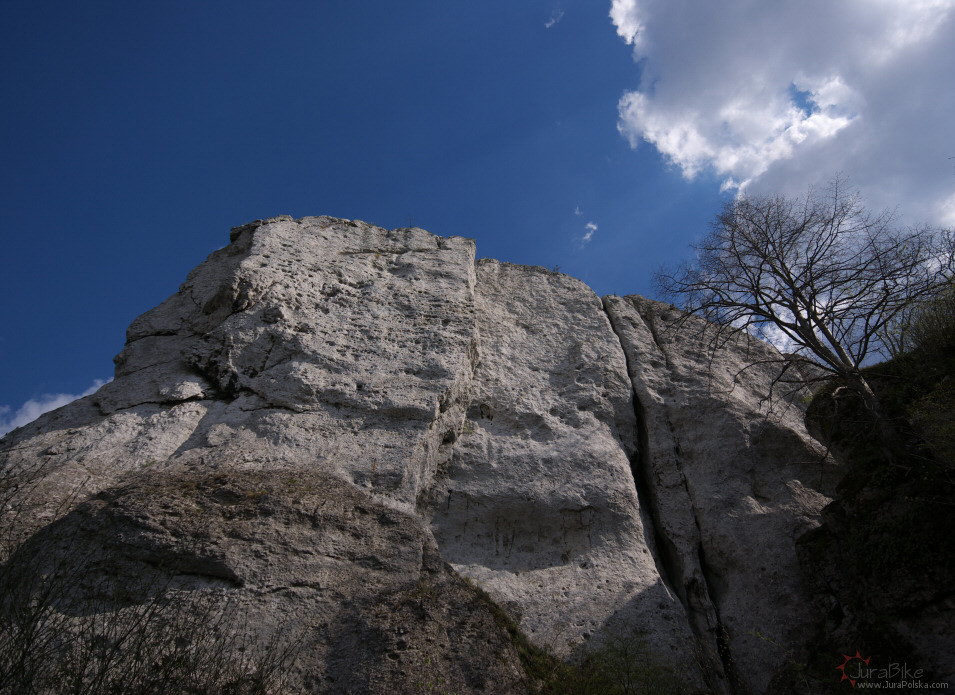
1 216 839 694
421 259 700 676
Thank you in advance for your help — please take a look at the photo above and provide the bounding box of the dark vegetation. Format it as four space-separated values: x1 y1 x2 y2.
792 278 955 691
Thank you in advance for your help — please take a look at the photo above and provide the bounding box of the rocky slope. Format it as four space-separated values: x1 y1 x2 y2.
1 216 842 693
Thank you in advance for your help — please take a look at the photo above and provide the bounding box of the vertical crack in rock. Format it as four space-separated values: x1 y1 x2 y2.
602 296 732 695
2 219 836 693
603 293 834 694
612 329 679 599
700 548 742 695
407 239 481 511
627 299 741 693
423 262 704 679
412 332 481 513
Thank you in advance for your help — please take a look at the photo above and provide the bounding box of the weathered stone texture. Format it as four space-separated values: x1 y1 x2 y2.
11 468 531 693
423 260 704 684
1 216 845 693
3 216 480 527
604 295 836 694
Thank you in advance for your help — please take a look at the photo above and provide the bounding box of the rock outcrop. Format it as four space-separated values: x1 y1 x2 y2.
422 260 701 681
604 296 834 693
1 216 844 693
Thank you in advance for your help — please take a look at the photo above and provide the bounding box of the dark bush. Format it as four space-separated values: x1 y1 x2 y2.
907 281 955 362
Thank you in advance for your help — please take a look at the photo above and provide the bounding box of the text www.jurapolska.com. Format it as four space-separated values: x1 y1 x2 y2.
856 681 950 689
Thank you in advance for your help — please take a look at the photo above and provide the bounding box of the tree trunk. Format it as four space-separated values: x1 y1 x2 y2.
849 372 904 465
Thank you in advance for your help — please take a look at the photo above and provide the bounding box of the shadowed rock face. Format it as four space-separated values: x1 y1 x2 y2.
603 296 835 694
7 468 530 694
1 216 839 693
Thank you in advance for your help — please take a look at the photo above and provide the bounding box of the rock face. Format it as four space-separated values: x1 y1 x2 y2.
604 296 834 693
422 260 701 678
1 216 843 693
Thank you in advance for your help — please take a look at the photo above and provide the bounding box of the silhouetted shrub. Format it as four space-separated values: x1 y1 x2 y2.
908 282 955 362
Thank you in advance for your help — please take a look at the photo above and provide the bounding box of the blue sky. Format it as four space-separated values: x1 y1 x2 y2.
2 0 953 435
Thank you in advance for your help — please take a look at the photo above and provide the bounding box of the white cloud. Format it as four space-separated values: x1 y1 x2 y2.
545 8 565 28
610 0 644 45
0 379 110 437
610 0 955 225
574 205 582 216
581 221 598 245
940 192 955 227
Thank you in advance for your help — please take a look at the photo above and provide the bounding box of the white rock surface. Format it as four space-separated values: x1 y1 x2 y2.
3 216 480 527
0 216 843 693
423 260 706 685
604 295 837 694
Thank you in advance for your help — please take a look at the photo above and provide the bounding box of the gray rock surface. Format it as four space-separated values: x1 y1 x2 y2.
8 467 532 693
2 216 479 532
422 260 706 686
1 215 842 693
604 295 837 694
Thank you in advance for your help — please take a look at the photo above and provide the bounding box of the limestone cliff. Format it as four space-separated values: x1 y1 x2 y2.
1 216 842 694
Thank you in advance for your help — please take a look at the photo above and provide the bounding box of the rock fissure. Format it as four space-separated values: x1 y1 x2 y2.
663 418 736 695
113 353 184 375
601 298 731 694
99 392 209 415
0 217 849 694
339 247 438 256
697 545 741 694
256 332 279 374
600 304 681 598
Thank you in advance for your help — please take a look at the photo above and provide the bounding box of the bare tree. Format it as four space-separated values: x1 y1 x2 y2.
655 177 953 418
